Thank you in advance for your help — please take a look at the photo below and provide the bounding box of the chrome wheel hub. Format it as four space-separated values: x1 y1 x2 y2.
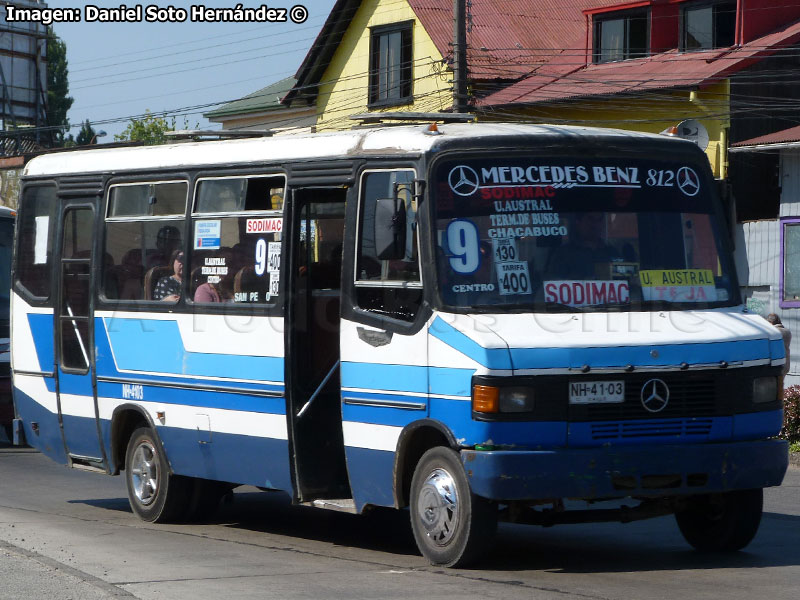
130 441 159 506
416 467 459 547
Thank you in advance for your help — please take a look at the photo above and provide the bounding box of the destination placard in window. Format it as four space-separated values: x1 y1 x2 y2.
639 269 717 302
495 261 532 295
246 218 283 234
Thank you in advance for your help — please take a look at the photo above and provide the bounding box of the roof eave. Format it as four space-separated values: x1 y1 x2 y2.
285 0 360 104
730 142 800 152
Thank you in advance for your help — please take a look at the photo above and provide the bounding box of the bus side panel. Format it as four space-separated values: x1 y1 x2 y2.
93 312 292 491
339 318 430 511
341 403 415 509
13 377 65 463
11 294 65 463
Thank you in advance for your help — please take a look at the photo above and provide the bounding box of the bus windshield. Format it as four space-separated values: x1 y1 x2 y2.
433 154 737 311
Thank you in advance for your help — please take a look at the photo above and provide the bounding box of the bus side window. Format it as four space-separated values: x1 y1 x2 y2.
16 186 57 299
190 174 285 305
355 170 422 322
103 181 188 302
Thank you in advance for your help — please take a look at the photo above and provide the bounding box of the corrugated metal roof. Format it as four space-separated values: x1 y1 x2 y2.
479 17 800 107
204 77 297 118
287 0 800 110
409 0 620 81
732 124 800 148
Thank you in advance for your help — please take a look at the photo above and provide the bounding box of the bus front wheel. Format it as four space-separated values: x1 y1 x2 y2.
409 446 497 567
674 488 763 552
124 427 190 523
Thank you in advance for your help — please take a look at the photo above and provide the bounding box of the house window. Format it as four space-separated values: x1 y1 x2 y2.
369 22 413 107
781 218 800 308
682 1 736 51
593 9 648 63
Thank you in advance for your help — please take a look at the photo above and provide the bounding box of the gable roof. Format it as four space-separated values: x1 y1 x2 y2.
204 76 297 119
284 0 361 104
286 0 624 104
287 0 800 111
407 0 621 81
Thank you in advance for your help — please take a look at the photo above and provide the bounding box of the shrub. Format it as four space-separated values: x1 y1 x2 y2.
780 385 800 443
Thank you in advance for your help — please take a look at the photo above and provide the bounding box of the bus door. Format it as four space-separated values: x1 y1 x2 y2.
286 187 350 502
56 205 105 467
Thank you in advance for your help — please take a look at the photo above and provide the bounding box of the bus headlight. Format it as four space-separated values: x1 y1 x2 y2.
499 387 535 412
472 385 534 413
753 377 779 404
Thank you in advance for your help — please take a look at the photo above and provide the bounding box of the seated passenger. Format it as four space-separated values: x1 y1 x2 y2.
153 250 183 301
194 281 221 303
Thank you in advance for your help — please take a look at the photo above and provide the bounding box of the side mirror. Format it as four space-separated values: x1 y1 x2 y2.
374 197 407 260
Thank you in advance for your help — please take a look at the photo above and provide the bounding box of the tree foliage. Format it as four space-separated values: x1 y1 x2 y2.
115 111 175 145
75 119 96 145
46 28 74 147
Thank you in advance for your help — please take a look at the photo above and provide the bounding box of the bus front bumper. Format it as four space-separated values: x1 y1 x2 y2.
461 439 789 501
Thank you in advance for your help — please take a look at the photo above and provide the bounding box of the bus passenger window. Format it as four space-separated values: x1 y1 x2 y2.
355 170 422 322
190 174 285 305
103 181 188 302
16 186 57 299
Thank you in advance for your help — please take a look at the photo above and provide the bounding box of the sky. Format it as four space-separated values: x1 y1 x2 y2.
52 1 338 141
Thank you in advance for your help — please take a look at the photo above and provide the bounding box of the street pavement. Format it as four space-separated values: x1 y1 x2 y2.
1 442 799 600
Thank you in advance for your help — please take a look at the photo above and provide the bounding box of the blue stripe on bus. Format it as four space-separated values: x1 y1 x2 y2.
27 313 55 372
101 317 285 383
93 381 287 414
341 362 428 394
770 338 786 360
429 366 473 397
430 316 775 370
94 324 285 393
510 339 772 369
341 362 474 397
429 317 513 370
342 401 425 427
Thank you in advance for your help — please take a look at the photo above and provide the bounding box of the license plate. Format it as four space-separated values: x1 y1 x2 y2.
569 380 625 404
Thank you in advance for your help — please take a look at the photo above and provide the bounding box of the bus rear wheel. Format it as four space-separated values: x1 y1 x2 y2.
125 427 190 523
409 447 497 567
675 488 763 552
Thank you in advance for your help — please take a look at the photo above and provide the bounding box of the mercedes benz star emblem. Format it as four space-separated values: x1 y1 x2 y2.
640 378 670 413
448 165 480 196
676 166 700 197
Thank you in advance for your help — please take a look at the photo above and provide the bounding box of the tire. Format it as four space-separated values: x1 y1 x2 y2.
675 488 763 552
409 446 497 567
124 427 191 523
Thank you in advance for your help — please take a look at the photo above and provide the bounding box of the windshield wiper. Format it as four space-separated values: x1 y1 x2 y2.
541 302 587 313
590 302 632 311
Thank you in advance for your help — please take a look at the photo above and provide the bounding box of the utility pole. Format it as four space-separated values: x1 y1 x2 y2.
453 0 468 113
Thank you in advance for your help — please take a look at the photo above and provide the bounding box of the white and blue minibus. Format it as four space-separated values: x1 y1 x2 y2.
11 122 788 566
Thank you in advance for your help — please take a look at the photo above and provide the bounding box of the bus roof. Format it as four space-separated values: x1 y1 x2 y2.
23 123 691 178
